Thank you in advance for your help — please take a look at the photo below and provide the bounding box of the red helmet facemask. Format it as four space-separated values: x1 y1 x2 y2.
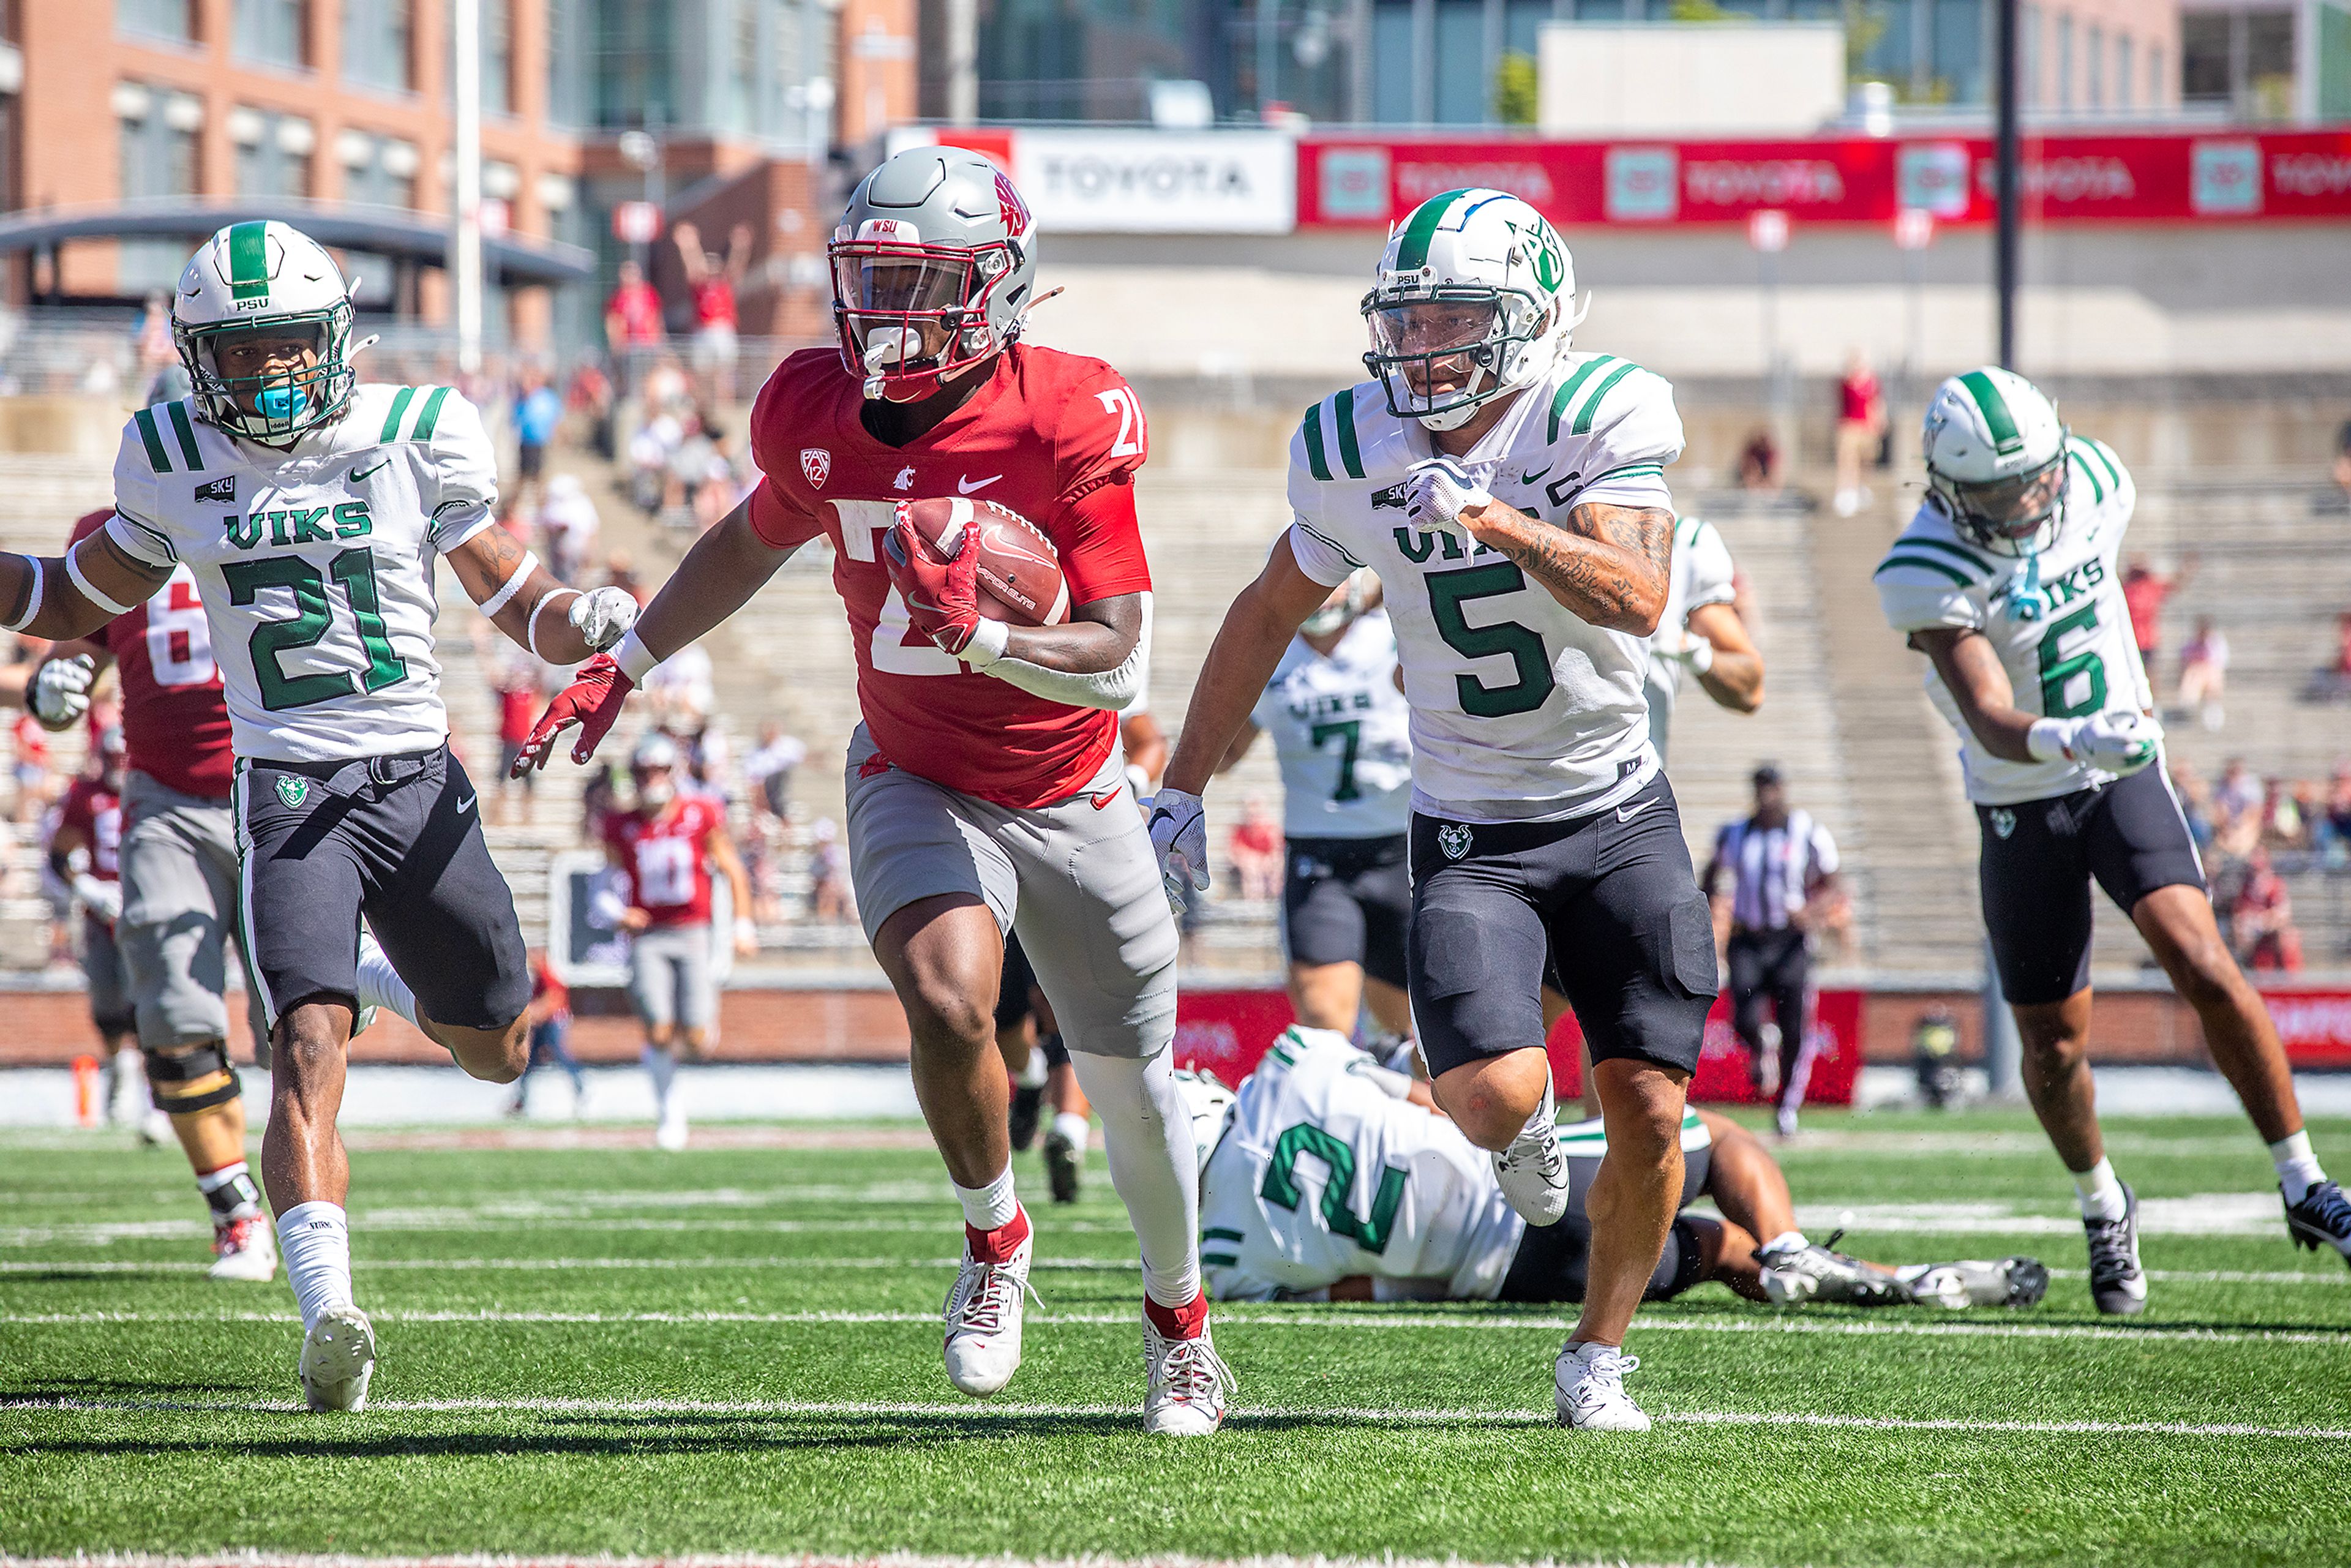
830 224 1019 403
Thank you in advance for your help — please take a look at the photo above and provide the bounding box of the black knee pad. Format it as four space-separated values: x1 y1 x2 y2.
146 1041 241 1116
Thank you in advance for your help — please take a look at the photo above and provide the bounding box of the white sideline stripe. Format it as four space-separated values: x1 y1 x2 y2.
10 1392 2347 1442
0 1215 1115 1246
0 1256 1134 1275
6 1307 2349 1346
0 1558 1708 1568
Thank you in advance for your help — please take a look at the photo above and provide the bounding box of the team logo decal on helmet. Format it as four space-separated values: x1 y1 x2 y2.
1171 1068 1237 1176
1921 366 2070 557
1361 187 1587 432
173 220 363 444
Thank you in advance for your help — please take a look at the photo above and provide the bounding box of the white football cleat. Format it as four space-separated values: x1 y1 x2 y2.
1142 1316 1233 1436
654 1106 689 1152
1554 1341 1651 1432
1493 1119 1569 1226
208 1215 278 1283
943 1227 1036 1398
299 1305 377 1412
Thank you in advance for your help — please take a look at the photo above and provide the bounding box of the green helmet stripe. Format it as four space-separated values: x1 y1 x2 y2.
1571 361 1638 437
411 386 452 442
227 221 271 302
1546 355 1613 443
380 386 418 443
1299 402 1332 482
1330 386 1367 479
163 401 203 468
1393 190 1469 272
1957 369 2023 456
132 408 171 473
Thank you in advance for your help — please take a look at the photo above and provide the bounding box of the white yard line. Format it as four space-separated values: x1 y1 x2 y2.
0 1256 1132 1275
7 1392 2346 1442
0 1555 1705 1568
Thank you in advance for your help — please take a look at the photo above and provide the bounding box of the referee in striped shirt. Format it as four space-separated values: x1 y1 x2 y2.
1703 765 1842 1137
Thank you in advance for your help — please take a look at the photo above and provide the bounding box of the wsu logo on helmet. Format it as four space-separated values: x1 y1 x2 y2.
994 172 1033 241
800 448 832 489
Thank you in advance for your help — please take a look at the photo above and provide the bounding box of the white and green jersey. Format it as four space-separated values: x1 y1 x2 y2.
1874 434 2153 806
1284 352 1685 822
104 384 499 763
1200 1028 1524 1302
1645 514 1738 763
1249 610 1414 839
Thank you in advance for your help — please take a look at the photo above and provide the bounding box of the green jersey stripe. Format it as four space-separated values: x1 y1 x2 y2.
132 408 171 473
1957 369 2023 455
1875 553 1976 588
1200 1252 1239 1267
412 386 453 442
1588 460 1663 486
2068 441 2109 505
1202 1228 1245 1243
227 220 271 301
1572 361 1640 436
1300 402 1333 482
380 386 417 443
1331 385 1367 479
1393 190 1469 272
2071 437 2121 490
1547 356 1616 443
163 402 203 469
1902 536 1996 576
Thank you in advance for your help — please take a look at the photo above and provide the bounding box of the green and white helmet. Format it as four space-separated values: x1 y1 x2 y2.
1361 188 1584 432
1921 367 2069 555
1171 1068 1237 1177
173 220 358 444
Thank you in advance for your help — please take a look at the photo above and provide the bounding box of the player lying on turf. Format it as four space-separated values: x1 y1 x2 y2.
1183 1027 2048 1313
0 221 640 1412
517 148 1228 1435
1875 367 2351 1312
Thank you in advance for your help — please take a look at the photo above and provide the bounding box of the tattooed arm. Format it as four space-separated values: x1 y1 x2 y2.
1461 499 1673 634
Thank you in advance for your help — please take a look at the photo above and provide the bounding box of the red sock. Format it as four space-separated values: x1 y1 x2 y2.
1144 1290 1207 1340
966 1206 1030 1264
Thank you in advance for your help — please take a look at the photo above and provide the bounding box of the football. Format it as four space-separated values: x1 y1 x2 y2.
896 495 1070 626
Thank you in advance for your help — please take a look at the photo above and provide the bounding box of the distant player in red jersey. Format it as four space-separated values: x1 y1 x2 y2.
31 510 276 1281
52 725 132 1074
518 147 1228 1435
602 732 754 1150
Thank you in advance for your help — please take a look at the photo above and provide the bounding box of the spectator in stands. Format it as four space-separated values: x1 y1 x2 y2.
2320 763 2351 861
675 219 752 405
2216 757 2264 822
580 764 618 849
644 643 717 724
566 359 617 460
2121 555 2193 677
539 473 601 587
1228 797 1284 902
493 659 544 826
2170 760 2218 852
512 367 564 506
2175 615 2229 731
1832 350 1885 517
2260 777 2308 852
1738 427 1780 492
12 707 50 825
604 258 667 391
511 950 587 1118
2232 847 2304 973
808 818 853 923
1703 763 1842 1138
2328 420 2351 512
2303 612 2351 703
604 550 650 609
743 721 807 825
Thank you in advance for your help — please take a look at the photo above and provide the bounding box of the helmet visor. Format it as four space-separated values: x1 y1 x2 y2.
179 308 349 440
1949 451 2068 539
1366 298 1502 394
831 241 1007 393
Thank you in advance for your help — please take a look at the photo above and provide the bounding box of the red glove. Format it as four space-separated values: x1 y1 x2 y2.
883 506 980 656
510 654 633 776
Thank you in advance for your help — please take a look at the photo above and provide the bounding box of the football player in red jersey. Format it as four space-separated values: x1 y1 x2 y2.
604 732 756 1150
31 511 279 1280
519 147 1229 1435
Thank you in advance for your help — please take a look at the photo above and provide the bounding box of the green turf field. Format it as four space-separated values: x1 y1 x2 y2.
5 1107 2350 1567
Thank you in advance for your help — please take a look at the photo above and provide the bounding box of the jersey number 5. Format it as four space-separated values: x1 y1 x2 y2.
220 548 409 711
1427 561 1556 718
1260 1122 1407 1255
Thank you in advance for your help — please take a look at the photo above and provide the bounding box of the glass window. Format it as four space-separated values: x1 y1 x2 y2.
2115 34 2132 108
1852 0 1910 87
234 109 313 198
546 0 588 126
118 0 192 43
343 0 413 92
593 0 677 127
2148 43 2164 107
1432 0 1485 123
1504 0 1549 59
118 91 200 293
1371 0 1414 122
484 0 512 114
2055 13 2072 108
2085 21 2102 107
1574 0 1625 16
730 0 762 133
233 0 305 67
1932 0 1984 102
343 140 418 210
2020 4 2039 107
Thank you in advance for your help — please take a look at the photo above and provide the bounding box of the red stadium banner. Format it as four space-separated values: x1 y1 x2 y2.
1299 129 2351 230
2259 989 2351 1070
1171 990 1305 1084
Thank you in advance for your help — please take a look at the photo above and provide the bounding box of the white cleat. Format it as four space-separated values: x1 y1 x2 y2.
1142 1316 1234 1436
208 1215 278 1283
1493 1120 1570 1227
943 1227 1035 1398
654 1108 689 1152
299 1305 377 1412
1555 1341 1651 1432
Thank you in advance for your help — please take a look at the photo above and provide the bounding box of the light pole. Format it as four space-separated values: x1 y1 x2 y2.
1995 0 2021 369
449 0 483 377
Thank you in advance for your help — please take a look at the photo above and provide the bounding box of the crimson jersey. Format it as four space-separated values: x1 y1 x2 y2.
604 797 726 928
57 778 122 882
69 509 235 800
745 343 1153 809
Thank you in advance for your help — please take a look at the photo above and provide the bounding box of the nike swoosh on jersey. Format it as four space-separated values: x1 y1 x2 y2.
1518 465 1553 485
1615 797 1659 823
350 460 390 483
957 475 1002 495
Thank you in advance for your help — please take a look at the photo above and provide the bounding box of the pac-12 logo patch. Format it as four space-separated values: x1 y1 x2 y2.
274 776 310 809
1990 808 2016 840
800 448 832 489
1437 823 1473 861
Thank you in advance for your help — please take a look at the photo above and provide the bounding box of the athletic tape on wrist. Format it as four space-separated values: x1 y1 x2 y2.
2 557 42 632
613 629 659 684
478 549 540 618
525 588 577 661
64 552 135 618
963 617 1010 667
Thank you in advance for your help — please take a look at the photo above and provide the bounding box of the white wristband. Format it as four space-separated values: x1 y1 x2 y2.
962 617 1010 668
3 557 43 632
478 549 540 618
2025 718 2073 763
613 628 661 683
64 551 135 618
734 916 757 944
525 588 577 660
1686 637 1715 675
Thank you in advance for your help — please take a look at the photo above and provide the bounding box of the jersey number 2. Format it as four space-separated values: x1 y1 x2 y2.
221 548 409 711
1260 1122 1406 1255
1094 389 1143 458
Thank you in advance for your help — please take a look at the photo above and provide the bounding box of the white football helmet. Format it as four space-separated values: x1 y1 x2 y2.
1921 367 2069 555
173 220 358 444
1362 188 1586 432
1171 1068 1237 1176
